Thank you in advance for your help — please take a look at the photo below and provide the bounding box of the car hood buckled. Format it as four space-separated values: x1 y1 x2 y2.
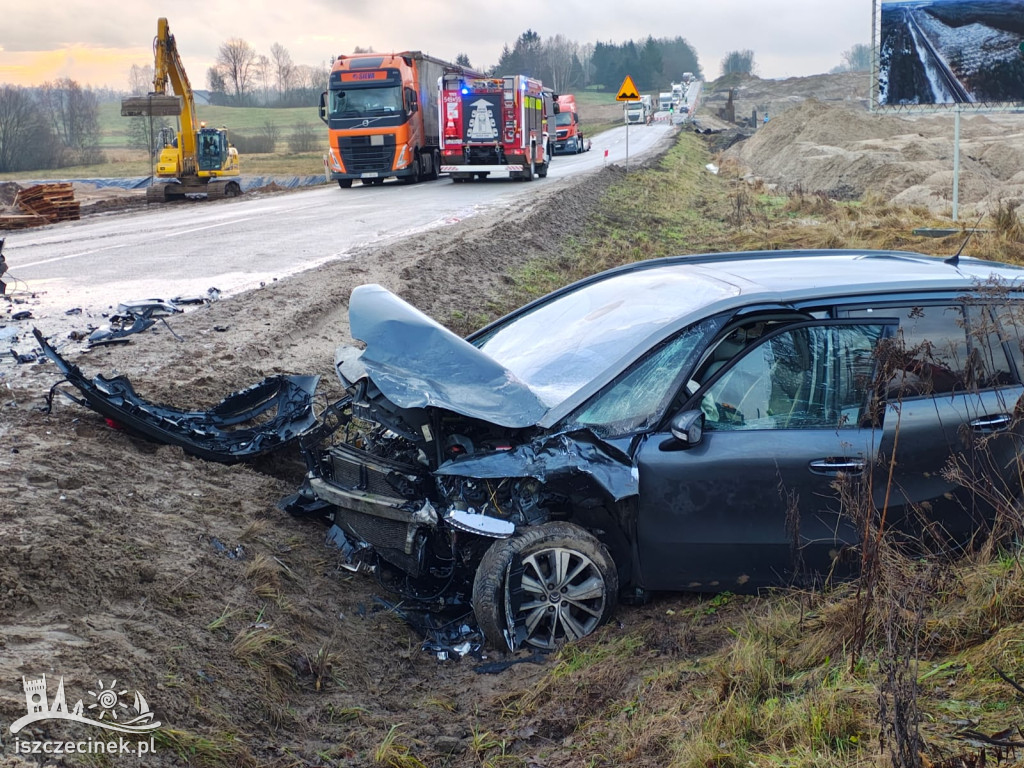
341 284 548 428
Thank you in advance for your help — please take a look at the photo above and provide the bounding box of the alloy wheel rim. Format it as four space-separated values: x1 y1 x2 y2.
518 547 605 650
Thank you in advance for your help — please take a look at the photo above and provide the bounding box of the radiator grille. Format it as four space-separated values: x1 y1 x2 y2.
338 136 396 173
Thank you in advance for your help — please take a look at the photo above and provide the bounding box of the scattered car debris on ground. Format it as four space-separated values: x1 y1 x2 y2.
9 348 37 364
87 298 183 346
35 328 320 463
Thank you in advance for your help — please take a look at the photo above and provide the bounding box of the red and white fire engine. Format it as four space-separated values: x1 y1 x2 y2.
439 72 557 181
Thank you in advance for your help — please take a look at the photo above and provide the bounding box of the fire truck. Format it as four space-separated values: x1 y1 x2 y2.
439 73 557 181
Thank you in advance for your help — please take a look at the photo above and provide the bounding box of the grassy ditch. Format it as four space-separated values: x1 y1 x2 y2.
458 131 1024 768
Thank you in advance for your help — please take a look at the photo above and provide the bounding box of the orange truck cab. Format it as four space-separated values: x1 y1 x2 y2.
552 94 589 155
320 52 477 188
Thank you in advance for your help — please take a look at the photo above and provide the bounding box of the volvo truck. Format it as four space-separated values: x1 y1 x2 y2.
320 52 478 187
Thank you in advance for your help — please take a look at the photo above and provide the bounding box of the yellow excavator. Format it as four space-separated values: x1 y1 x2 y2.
122 18 241 202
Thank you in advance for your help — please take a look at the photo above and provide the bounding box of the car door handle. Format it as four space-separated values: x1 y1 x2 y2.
970 414 1012 433
809 458 865 476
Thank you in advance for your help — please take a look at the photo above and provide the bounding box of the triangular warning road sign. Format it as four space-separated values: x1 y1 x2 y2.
616 75 640 101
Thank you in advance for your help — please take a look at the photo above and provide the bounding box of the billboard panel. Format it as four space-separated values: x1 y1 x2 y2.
874 0 1024 109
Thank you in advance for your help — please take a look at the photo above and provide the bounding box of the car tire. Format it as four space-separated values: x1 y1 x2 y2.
337 179 353 189
472 521 618 651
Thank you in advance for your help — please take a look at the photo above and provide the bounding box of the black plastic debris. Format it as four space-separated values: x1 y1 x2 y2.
171 287 220 306
9 348 37 364
209 536 245 559
36 328 320 463
0 237 7 295
65 308 83 316
279 485 336 524
11 310 32 321
325 523 373 572
373 597 484 661
88 313 156 346
472 652 547 675
87 299 184 346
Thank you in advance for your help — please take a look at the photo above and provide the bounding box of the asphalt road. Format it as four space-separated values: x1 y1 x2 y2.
4 121 676 320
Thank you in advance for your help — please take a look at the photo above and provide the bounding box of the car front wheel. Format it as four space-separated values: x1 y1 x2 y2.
472 522 618 651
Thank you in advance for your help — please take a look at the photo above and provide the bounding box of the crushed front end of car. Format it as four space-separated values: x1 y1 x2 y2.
287 285 631 650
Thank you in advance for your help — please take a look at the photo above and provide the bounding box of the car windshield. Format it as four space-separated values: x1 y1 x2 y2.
329 86 402 118
473 266 739 406
555 112 573 127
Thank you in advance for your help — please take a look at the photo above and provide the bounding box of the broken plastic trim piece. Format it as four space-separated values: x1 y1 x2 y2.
35 328 320 463
446 508 515 538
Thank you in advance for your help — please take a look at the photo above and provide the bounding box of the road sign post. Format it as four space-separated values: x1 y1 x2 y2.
616 75 640 172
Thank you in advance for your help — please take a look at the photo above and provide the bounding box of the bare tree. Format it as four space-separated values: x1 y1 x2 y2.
543 35 578 93
270 43 295 101
37 78 100 153
128 64 155 96
577 42 594 87
840 44 872 72
207 67 229 106
0 86 51 172
216 38 258 105
287 121 319 152
255 54 271 106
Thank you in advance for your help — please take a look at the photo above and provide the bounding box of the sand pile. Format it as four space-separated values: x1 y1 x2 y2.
720 98 1024 212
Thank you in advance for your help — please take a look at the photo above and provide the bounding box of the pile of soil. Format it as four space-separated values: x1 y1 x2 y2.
713 78 1024 213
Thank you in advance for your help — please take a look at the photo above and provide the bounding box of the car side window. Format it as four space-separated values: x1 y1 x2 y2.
702 325 884 431
968 304 1018 387
847 304 1014 396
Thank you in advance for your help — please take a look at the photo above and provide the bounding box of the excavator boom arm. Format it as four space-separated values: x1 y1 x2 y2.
152 17 198 158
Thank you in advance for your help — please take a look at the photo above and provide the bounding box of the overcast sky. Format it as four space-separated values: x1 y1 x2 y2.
0 1 873 89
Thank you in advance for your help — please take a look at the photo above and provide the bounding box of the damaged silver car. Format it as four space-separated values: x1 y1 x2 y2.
293 250 1024 650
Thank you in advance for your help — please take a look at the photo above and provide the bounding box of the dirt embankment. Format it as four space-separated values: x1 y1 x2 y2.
707 73 1024 214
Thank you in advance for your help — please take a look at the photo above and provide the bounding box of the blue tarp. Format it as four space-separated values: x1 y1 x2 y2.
13 176 328 192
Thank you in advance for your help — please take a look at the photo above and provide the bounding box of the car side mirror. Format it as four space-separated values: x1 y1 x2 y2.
669 410 705 446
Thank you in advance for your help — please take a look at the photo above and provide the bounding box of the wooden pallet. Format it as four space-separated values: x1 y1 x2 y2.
14 183 81 223
0 212 49 230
